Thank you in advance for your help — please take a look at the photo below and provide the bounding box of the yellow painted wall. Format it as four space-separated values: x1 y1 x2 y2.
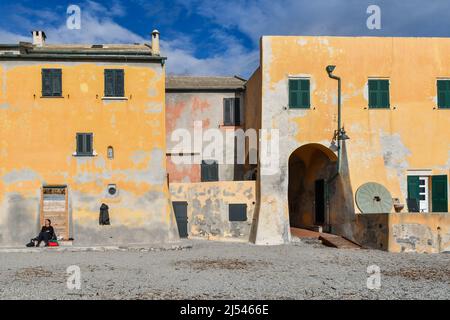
0 60 178 245
251 36 450 245
170 181 256 241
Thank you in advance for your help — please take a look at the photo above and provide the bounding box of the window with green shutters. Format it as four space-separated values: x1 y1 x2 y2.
223 98 241 126
437 80 450 108
368 79 390 109
76 133 93 156
201 160 219 182
431 175 448 212
289 79 310 109
42 69 62 97
104 69 125 97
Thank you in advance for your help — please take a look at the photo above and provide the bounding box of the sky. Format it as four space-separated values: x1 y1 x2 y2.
1 0 450 78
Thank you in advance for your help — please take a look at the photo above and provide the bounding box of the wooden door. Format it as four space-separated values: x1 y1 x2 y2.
40 186 69 240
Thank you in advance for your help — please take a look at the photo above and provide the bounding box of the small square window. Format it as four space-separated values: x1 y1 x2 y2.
229 204 247 222
42 69 62 97
289 79 310 109
437 80 450 109
76 133 93 156
201 160 219 182
368 79 390 109
104 69 125 97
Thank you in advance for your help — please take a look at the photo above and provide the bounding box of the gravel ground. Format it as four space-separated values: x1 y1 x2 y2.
0 239 448 300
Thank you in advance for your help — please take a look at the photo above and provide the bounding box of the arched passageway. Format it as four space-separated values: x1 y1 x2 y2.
288 144 337 229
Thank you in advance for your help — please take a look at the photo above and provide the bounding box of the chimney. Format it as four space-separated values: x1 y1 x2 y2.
32 31 46 47
151 30 160 56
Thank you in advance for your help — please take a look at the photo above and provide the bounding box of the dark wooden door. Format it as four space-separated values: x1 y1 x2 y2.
172 201 188 238
315 179 326 225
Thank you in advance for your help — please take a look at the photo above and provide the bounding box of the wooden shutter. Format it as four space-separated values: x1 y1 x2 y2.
52 69 62 96
85 133 93 154
432 175 448 212
42 69 52 96
407 176 420 204
76 133 93 155
369 79 390 108
234 98 241 125
289 79 310 108
223 98 234 126
104 70 115 97
115 69 125 97
201 160 218 182
437 80 450 108
229 204 247 221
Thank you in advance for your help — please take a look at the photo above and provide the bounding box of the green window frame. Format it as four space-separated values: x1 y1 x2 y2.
76 133 93 156
104 69 125 97
437 80 450 109
201 160 219 182
289 78 310 109
223 98 241 126
42 69 62 97
368 79 390 109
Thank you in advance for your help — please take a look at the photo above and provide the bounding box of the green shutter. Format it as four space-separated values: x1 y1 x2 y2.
52 69 62 96
432 175 448 212
437 80 450 108
407 176 420 203
289 79 310 109
368 79 390 109
76 133 83 154
115 69 124 97
42 69 52 96
104 70 115 97
76 133 93 156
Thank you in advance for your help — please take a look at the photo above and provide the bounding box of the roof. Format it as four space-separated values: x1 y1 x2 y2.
166 76 246 91
0 42 165 62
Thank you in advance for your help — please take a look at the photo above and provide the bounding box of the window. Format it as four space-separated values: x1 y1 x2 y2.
104 69 125 97
437 80 450 108
368 79 390 109
223 98 241 126
407 175 448 212
76 133 93 156
107 146 114 159
289 78 310 109
229 204 247 221
201 160 219 182
42 69 62 97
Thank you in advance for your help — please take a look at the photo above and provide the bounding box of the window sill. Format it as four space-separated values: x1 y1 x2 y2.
219 124 243 128
365 106 391 110
72 152 98 157
434 106 450 110
40 96 64 98
286 106 311 110
102 97 128 101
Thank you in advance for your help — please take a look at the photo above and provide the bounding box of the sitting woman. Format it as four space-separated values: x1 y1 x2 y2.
33 219 57 247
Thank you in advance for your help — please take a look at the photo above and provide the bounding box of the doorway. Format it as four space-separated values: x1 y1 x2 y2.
288 144 337 229
40 185 69 240
172 201 188 238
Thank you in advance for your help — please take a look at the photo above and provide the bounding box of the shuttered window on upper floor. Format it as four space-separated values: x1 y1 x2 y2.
76 133 93 156
201 160 219 182
42 69 62 97
368 79 390 109
223 98 241 126
437 80 450 109
289 79 310 109
104 69 125 97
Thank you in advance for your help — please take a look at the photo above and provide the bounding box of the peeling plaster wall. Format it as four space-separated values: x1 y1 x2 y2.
170 181 256 241
166 91 245 183
0 60 179 246
250 36 450 245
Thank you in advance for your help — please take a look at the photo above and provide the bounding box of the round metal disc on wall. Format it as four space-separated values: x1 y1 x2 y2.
356 182 393 214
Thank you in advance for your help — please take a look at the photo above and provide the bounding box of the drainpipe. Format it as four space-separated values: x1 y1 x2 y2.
325 65 342 233
326 65 342 181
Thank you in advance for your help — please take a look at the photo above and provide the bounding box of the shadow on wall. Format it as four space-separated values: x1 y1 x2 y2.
328 141 356 237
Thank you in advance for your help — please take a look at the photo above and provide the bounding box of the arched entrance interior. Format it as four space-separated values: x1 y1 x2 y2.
288 143 338 230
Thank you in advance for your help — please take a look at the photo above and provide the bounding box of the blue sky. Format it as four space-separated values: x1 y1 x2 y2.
1 0 450 77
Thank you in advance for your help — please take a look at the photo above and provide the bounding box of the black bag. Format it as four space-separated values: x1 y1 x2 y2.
26 239 35 247
99 203 111 225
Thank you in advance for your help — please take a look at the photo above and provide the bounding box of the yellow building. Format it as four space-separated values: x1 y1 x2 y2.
245 36 450 252
0 30 178 246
